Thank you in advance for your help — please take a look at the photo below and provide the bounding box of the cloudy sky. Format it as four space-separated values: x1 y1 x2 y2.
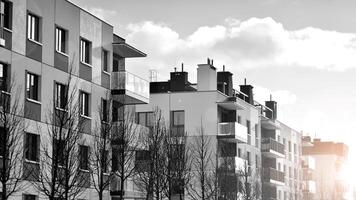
70 0 356 158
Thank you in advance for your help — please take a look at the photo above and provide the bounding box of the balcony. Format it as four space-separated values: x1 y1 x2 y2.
262 168 284 186
111 71 149 105
218 156 246 174
261 138 285 158
261 117 280 130
217 96 245 110
217 122 247 143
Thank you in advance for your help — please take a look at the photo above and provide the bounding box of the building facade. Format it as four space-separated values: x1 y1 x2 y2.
0 0 148 199
302 137 349 200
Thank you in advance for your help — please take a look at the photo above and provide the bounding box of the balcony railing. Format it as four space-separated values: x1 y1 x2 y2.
261 137 285 157
263 167 284 184
217 122 247 143
218 156 246 173
111 71 149 104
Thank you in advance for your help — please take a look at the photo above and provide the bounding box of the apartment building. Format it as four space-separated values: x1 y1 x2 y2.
0 0 148 200
135 61 262 199
260 99 303 200
302 137 349 200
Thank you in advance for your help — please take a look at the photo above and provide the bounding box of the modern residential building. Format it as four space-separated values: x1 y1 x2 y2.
136 61 262 199
260 99 303 200
0 0 148 200
302 137 349 200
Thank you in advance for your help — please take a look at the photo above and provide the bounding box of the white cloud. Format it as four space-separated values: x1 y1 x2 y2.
124 17 356 80
254 85 297 105
82 7 117 22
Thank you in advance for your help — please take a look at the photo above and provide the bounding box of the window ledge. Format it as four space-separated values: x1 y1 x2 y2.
27 38 43 46
26 98 41 105
80 61 92 68
1 90 11 95
80 115 92 120
56 50 69 57
3 27 12 33
25 159 39 165
55 107 68 112
102 70 110 76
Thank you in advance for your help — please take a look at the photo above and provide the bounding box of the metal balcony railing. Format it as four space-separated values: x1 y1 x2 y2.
218 122 247 143
111 71 149 101
263 167 285 183
261 137 285 155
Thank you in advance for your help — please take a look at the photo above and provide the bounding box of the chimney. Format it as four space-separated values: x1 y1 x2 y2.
170 66 189 92
239 79 254 104
197 59 217 91
217 65 233 96
265 96 277 120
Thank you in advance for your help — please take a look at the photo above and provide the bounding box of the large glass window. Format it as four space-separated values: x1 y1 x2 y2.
55 83 67 110
102 49 108 72
80 91 90 117
24 132 39 162
26 72 39 101
137 112 153 128
0 1 12 30
80 39 91 64
171 111 184 137
79 145 89 170
27 13 40 42
55 27 66 54
101 99 108 122
0 63 7 91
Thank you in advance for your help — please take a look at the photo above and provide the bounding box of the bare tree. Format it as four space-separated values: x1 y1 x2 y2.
217 153 238 200
163 131 192 200
0 78 26 200
134 109 167 200
237 159 261 200
33 71 87 200
90 96 113 200
188 124 218 200
111 104 142 200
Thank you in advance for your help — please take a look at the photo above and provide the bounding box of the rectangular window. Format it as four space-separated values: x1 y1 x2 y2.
0 63 7 91
237 115 241 124
55 27 66 54
102 49 108 72
102 99 108 122
55 83 67 110
27 13 40 42
79 145 89 170
25 133 39 162
80 91 90 117
171 111 184 137
247 151 251 166
237 148 241 158
246 120 251 135
80 39 91 64
23 194 37 200
53 139 65 166
0 1 12 30
26 72 39 101
137 112 154 128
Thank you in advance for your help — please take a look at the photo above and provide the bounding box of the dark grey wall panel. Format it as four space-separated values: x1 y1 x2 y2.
101 72 110 89
26 40 42 62
24 100 41 121
54 52 69 72
23 161 40 181
79 62 92 82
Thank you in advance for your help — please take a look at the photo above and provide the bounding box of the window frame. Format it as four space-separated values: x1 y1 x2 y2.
0 63 8 91
27 12 41 43
80 38 91 65
80 91 90 117
26 72 40 102
0 0 12 30
101 98 108 123
55 26 67 55
79 145 89 170
137 112 154 128
55 82 67 110
102 48 109 72
24 132 39 162
23 194 37 200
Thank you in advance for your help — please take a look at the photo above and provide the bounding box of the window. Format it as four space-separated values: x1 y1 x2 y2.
102 150 109 173
23 194 37 200
247 151 251 166
237 148 241 158
0 127 4 157
55 27 66 54
26 72 39 101
0 0 12 30
171 111 184 137
101 99 108 122
80 91 90 117
24 133 39 162
237 115 241 124
55 83 67 110
246 120 251 135
27 13 40 42
53 139 65 166
79 145 89 170
0 63 7 91
137 112 154 128
102 49 108 72
80 39 91 64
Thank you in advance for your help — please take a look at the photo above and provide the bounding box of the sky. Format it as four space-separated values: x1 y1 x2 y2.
70 0 356 195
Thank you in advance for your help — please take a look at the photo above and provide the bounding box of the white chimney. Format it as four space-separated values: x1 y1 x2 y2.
197 59 217 91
